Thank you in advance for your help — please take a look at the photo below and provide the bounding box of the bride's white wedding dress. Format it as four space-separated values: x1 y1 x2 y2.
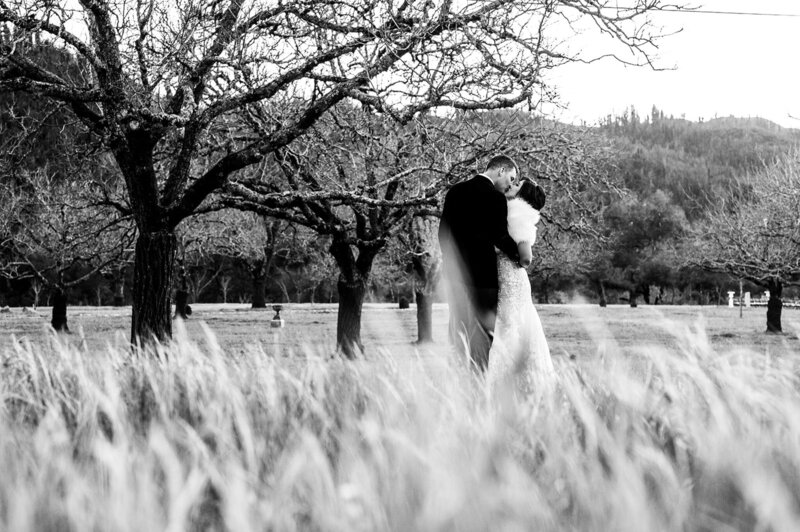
487 198 555 395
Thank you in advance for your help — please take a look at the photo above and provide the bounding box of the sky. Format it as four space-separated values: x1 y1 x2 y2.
542 0 800 128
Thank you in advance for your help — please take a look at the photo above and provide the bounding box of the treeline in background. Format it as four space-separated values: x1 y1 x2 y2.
2 41 800 338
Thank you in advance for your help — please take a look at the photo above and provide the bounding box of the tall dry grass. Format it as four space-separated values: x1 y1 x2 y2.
1 319 799 531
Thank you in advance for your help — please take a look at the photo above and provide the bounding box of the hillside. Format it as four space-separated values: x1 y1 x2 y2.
594 109 800 219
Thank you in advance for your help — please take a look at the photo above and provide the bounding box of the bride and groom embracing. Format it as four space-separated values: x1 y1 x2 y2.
438 155 555 393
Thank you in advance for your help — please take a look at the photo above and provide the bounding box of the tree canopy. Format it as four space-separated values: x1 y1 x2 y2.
1 0 681 345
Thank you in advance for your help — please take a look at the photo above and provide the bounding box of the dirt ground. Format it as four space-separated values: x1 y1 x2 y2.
2 302 798 361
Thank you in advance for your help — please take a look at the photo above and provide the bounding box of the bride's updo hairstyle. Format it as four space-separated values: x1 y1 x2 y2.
517 179 546 210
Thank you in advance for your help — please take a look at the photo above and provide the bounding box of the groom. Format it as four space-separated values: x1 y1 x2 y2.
438 155 521 371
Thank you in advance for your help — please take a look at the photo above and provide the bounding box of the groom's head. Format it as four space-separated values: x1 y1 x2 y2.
484 155 518 192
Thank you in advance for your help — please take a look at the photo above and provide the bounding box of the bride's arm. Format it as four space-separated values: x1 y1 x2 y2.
507 199 539 268
517 241 532 268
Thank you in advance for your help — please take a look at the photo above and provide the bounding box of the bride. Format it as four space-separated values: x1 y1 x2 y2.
487 178 555 395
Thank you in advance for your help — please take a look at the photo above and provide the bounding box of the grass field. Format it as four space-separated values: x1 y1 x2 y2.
2 302 798 360
2 303 800 531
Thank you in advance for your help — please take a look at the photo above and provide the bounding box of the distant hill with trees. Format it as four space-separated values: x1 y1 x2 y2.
573 107 800 307
597 106 800 220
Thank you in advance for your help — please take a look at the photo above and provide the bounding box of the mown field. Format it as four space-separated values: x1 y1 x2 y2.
2 303 800 531
1 302 797 361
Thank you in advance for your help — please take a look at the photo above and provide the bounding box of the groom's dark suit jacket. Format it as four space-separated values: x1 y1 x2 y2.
438 175 519 311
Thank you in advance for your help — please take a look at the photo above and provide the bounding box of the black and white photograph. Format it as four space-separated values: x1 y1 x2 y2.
1 0 800 529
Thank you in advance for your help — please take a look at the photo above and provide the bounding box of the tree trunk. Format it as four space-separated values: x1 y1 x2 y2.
251 260 266 308
415 290 434 343
310 283 318 304
174 289 190 319
655 286 664 305
50 287 69 332
766 279 783 333
173 263 190 319
277 280 290 303
629 288 638 308
337 279 366 358
219 276 231 304
111 267 126 306
131 231 177 345
114 293 124 306
599 280 608 307
540 278 550 304
330 236 381 359
32 281 41 309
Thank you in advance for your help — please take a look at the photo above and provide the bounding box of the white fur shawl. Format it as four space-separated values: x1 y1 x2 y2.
507 198 540 245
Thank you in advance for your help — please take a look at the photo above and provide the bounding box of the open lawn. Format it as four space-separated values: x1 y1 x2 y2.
2 302 798 361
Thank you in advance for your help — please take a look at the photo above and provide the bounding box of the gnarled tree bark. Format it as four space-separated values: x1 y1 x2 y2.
336 279 367 358
50 287 69 332
131 231 177 344
330 236 380 358
766 279 783 333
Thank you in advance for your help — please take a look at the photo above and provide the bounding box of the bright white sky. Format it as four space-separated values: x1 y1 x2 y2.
543 0 800 128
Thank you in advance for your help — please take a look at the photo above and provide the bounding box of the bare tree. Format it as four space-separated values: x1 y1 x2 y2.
172 213 235 315
689 154 800 333
213 212 297 308
0 169 134 331
218 274 232 304
225 107 439 354
30 278 42 308
1 0 682 344
398 215 442 343
183 208 312 307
